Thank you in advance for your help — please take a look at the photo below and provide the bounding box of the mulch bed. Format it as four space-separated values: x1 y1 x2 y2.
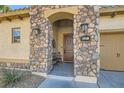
0 70 45 88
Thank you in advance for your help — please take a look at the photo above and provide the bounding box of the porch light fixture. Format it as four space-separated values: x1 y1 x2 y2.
80 23 90 41
33 27 41 35
81 23 88 33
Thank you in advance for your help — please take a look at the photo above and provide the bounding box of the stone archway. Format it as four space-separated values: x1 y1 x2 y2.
47 12 74 23
30 5 99 83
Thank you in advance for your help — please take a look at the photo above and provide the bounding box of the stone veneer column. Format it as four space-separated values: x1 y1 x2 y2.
29 5 74 75
29 6 53 75
74 6 99 83
29 5 78 75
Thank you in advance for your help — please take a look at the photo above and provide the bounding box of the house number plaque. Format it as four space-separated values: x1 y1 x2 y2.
80 35 90 41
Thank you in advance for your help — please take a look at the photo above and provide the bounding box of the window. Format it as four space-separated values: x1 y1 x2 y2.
12 28 21 43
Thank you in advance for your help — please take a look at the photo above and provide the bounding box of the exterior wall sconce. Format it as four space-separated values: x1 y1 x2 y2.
33 27 41 35
80 23 90 41
81 23 88 33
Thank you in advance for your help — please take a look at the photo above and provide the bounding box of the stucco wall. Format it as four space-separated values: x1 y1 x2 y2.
0 17 31 63
53 24 58 52
100 14 124 32
1 8 124 65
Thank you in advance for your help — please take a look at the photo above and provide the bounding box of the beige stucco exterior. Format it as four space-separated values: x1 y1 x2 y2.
100 14 124 32
0 17 31 63
0 6 124 71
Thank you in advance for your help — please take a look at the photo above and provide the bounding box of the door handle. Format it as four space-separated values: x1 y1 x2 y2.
117 53 120 57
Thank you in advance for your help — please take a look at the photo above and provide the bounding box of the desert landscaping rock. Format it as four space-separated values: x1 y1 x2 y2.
0 70 45 88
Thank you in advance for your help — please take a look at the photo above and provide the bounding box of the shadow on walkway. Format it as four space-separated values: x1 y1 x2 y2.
49 62 74 77
98 70 124 88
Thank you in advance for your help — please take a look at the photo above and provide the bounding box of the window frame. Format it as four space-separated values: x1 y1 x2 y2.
12 27 21 43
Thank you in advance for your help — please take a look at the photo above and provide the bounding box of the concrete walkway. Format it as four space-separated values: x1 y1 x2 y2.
39 62 124 88
38 78 98 88
38 70 124 88
98 70 124 88
49 62 74 77
39 61 98 88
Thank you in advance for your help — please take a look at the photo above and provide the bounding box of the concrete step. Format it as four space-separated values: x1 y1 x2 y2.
47 75 74 81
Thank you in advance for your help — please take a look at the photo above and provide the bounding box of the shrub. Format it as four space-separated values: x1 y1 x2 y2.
1 68 24 87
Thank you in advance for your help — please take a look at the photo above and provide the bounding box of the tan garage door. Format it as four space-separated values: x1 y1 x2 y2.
100 33 124 71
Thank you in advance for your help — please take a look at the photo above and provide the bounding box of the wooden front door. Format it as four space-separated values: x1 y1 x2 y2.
64 34 73 62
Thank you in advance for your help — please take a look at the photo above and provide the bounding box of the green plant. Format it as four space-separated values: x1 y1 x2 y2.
1 68 24 87
0 5 12 13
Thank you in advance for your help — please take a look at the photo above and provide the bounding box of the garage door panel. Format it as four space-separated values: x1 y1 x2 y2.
116 34 124 70
101 33 124 71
